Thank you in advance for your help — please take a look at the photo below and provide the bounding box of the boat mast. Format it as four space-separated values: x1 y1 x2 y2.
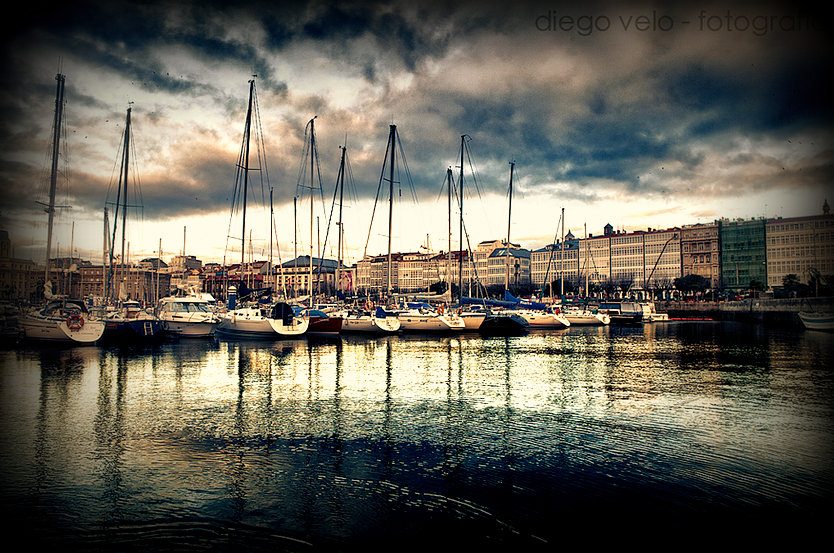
336 145 346 295
585 223 589 296
108 106 132 302
387 125 396 296
447 167 452 293
561 206 565 298
44 73 66 286
458 135 464 300
293 196 297 298
241 79 254 272
309 117 316 306
506 160 514 292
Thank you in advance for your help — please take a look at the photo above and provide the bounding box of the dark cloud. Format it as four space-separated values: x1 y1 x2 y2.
2 0 832 261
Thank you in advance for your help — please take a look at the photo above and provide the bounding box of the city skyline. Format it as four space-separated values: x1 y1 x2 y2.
1 0 831 267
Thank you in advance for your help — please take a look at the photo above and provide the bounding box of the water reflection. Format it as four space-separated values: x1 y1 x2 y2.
1 322 831 549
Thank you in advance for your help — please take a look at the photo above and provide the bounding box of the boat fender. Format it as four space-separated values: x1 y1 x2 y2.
66 313 84 331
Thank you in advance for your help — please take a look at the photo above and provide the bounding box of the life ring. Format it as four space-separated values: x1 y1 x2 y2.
437 304 445 315
457 307 462 316
364 300 374 311
66 313 84 331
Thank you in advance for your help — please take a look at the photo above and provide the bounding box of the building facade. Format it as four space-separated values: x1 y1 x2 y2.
531 234 580 291
680 222 721 288
766 212 834 290
719 218 767 290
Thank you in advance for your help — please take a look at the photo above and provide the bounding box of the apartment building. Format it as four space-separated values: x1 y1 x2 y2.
766 211 834 290
719 218 767 290
680 222 721 288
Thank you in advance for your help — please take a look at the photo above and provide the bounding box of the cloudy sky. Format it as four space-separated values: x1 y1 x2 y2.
1 0 831 267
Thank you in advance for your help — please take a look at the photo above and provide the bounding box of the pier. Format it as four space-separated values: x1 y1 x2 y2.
657 297 834 328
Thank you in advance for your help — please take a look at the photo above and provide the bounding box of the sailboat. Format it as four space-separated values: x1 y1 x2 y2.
293 117 343 335
340 302 400 334
100 105 165 342
215 79 309 339
456 158 530 335
19 73 105 344
396 301 465 333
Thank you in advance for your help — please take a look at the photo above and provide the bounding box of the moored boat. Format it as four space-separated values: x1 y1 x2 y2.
19 298 105 344
458 305 487 330
561 307 610 326
515 308 570 329
798 311 834 331
598 301 644 325
156 292 220 337
397 303 465 333
303 308 343 336
641 302 670 322
341 305 401 334
101 300 166 342
478 310 529 335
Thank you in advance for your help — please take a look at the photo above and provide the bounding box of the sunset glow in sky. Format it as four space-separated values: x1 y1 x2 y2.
1 0 831 266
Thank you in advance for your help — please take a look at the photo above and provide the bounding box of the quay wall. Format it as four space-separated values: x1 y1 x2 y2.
656 297 834 328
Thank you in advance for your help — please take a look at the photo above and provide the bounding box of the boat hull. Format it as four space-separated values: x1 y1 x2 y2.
798 312 834 331
460 312 487 330
563 311 610 326
267 316 309 337
516 310 570 329
398 312 465 333
102 318 166 342
162 319 218 337
478 313 528 335
306 316 342 336
341 315 400 334
216 309 279 339
20 314 105 344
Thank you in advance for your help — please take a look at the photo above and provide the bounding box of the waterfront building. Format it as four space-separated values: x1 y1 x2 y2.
531 232 580 292
718 217 767 290
640 227 681 292
170 255 202 272
0 230 38 300
138 257 168 271
356 253 402 295
78 264 170 305
766 209 834 291
473 240 530 288
680 222 721 288
487 246 531 287
577 227 613 291
274 256 342 297
433 250 472 291
573 224 680 297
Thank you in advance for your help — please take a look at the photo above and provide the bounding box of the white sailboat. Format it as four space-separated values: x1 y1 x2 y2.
561 307 610 326
19 73 105 344
641 302 670 322
514 308 571 329
216 79 308 339
100 106 165 342
20 288 105 344
397 302 465 333
340 304 401 334
216 288 309 338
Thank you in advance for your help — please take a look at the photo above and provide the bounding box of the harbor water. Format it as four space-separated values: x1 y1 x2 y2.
1 322 832 551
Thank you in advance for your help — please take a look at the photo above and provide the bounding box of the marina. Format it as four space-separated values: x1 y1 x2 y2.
1 320 832 551
1 4 832 551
